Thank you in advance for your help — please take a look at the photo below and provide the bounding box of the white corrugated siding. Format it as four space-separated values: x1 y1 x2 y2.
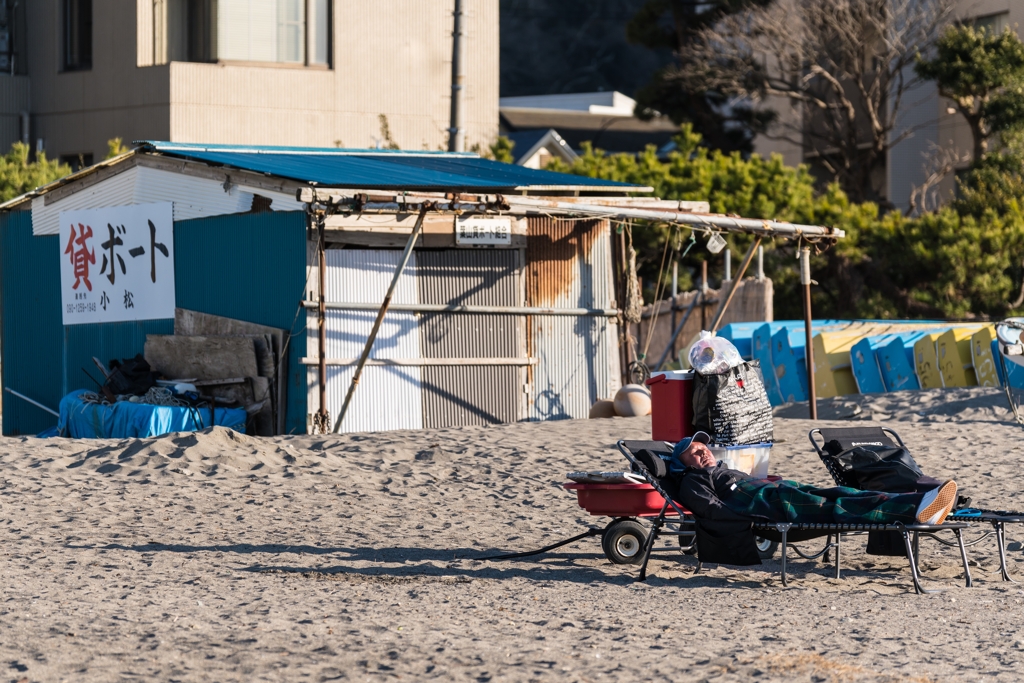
32 165 304 235
309 249 423 433
527 219 617 420
32 167 139 235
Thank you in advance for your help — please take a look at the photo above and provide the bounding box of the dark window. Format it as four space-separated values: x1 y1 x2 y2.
63 0 92 71
59 153 94 172
185 0 215 63
974 12 1009 35
0 0 27 74
161 0 329 66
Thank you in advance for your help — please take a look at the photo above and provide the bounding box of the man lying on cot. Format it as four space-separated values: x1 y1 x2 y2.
648 432 958 565
671 431 958 527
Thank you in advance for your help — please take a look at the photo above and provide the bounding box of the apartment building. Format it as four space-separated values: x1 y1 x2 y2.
0 1 498 167
890 0 1023 213
752 0 1022 213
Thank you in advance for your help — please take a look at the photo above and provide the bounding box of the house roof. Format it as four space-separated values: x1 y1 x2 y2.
0 142 648 212
137 141 640 192
504 129 578 166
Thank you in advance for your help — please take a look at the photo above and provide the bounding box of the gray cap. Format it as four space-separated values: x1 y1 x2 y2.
691 430 711 444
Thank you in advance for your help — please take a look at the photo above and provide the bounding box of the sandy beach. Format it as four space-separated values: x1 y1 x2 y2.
2 386 1024 681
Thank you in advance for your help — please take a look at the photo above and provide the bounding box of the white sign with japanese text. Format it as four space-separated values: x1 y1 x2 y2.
59 202 175 325
455 216 513 246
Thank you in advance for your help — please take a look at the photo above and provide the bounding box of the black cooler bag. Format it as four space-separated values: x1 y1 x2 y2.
692 360 774 446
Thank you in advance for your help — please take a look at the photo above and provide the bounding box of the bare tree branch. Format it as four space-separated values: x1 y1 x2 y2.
907 144 972 215
672 0 953 204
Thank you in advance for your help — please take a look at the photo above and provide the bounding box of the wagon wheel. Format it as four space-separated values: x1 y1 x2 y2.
755 535 778 559
602 519 648 565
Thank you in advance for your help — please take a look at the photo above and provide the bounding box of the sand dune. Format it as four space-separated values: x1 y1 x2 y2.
2 387 1024 681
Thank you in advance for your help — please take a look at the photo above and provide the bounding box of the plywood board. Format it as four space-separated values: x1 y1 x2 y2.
145 335 259 380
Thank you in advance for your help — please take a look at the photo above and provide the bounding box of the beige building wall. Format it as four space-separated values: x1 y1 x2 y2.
25 1 498 162
890 0 1023 211
0 76 30 153
26 2 172 162
751 94 803 169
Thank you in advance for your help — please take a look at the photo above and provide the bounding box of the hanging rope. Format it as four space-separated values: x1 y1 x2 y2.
640 225 677 362
622 222 649 384
623 222 643 325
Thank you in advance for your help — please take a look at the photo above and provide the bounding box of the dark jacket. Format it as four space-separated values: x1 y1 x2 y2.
672 463 763 566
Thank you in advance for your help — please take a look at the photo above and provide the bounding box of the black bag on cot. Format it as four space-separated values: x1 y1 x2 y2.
691 360 774 446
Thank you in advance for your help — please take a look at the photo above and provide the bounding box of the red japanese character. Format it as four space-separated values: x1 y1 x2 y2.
64 223 96 291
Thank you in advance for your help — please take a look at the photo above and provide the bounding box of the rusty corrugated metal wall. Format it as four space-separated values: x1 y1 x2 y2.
526 217 619 420
417 250 523 427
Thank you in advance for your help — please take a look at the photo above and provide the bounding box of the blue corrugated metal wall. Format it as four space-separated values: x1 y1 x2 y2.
0 211 63 434
1 209 308 435
63 321 174 396
173 211 308 433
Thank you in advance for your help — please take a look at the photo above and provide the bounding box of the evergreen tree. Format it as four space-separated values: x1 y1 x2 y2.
916 24 1024 163
550 126 1024 319
0 142 71 202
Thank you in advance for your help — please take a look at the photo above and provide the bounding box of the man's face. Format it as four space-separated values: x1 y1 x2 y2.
679 441 716 468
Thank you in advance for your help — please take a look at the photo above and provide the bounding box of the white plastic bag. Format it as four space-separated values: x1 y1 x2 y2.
688 331 744 375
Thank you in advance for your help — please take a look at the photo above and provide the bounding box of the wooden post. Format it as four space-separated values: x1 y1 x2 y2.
709 237 761 333
800 246 817 420
700 260 708 330
671 260 678 359
332 205 429 433
618 228 630 385
317 213 328 432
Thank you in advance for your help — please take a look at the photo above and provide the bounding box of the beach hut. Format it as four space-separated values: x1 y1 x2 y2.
0 141 847 435
0 143 639 435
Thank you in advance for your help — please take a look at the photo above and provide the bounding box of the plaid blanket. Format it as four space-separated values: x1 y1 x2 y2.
723 479 922 524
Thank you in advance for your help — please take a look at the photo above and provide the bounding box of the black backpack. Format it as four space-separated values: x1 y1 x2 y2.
825 442 924 492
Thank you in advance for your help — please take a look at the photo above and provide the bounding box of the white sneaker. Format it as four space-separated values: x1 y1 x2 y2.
915 480 958 525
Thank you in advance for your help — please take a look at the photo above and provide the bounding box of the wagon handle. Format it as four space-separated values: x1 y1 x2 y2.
616 440 689 520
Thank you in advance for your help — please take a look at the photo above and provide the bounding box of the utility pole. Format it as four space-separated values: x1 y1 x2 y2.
447 0 465 152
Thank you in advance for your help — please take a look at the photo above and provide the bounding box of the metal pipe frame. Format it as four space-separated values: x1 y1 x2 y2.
297 189 846 241
301 301 619 317
301 357 537 367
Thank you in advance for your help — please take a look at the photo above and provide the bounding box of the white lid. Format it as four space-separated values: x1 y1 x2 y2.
650 370 694 380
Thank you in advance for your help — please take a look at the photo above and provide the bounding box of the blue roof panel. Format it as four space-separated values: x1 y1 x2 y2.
137 141 638 191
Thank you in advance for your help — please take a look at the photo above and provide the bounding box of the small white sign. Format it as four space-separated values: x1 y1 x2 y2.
456 216 513 246
59 203 175 325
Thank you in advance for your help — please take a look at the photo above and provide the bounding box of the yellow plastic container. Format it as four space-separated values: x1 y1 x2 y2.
811 323 942 398
812 326 887 398
914 332 945 389
936 328 979 387
971 326 1000 387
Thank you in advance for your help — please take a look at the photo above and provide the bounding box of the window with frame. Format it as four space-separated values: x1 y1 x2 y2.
973 12 1009 36
63 0 92 71
154 0 330 66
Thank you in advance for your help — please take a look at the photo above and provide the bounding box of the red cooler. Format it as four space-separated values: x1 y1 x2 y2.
645 370 695 442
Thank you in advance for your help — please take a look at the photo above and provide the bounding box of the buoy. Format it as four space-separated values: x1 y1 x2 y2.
613 384 652 417
589 399 617 419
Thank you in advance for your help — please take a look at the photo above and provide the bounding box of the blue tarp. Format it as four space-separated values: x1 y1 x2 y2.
57 389 247 439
